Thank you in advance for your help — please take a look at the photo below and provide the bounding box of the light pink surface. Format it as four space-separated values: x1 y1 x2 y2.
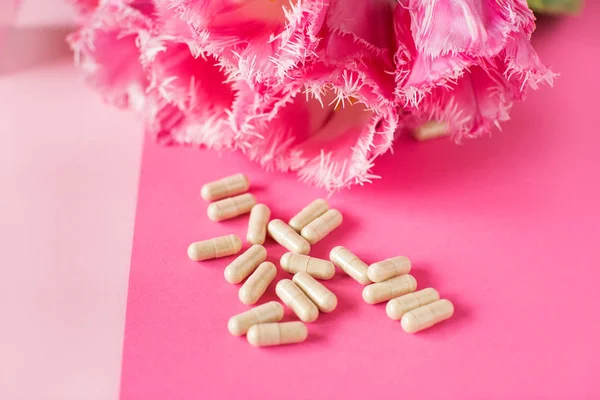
14 0 76 27
0 56 141 399
121 6 600 399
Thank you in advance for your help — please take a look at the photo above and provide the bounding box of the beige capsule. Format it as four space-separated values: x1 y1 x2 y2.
207 193 256 222
224 244 267 284
288 199 329 232
367 256 412 283
228 301 284 336
412 121 449 142
201 173 250 202
247 322 308 347
386 288 440 320
401 299 454 333
267 219 311 255
301 209 343 245
329 246 371 285
280 253 335 280
362 274 417 304
187 234 242 261
246 204 271 245
276 279 319 323
292 272 337 313
239 262 277 305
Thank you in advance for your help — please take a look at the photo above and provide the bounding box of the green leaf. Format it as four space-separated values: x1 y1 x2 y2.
528 0 584 14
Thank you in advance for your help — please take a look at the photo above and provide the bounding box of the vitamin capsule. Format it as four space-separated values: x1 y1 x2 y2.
267 219 311 255
292 272 337 313
362 274 417 304
386 288 440 320
201 173 250 202
247 322 308 347
239 262 277 305
412 121 449 141
401 299 454 333
288 199 329 232
329 246 371 285
187 234 242 261
280 253 335 280
224 244 267 284
300 209 343 245
276 279 319 323
246 204 271 245
367 256 412 283
207 193 256 222
228 301 284 336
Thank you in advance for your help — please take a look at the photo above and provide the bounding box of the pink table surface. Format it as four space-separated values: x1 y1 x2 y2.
121 5 600 400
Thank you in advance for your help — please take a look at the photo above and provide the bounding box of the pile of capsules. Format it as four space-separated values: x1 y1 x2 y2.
187 173 454 347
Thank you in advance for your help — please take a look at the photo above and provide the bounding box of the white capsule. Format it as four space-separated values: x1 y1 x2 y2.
247 322 308 347
224 244 267 284
239 262 277 305
228 302 284 336
201 173 250 201
292 272 337 313
187 234 242 261
329 246 371 285
280 253 335 280
301 209 343 245
276 279 319 323
288 199 329 232
401 299 454 333
268 219 311 255
207 193 256 222
386 288 440 320
362 274 417 304
367 256 411 283
246 204 271 245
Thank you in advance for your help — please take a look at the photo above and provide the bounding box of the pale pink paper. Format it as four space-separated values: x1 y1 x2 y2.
0 0 18 50
0 59 141 399
120 6 600 399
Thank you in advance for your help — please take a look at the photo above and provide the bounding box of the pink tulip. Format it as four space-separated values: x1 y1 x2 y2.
227 0 400 190
169 0 327 86
394 0 555 139
67 2 151 108
68 1 237 148
68 0 554 189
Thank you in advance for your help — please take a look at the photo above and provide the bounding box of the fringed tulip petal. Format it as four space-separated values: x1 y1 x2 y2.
67 2 152 108
170 0 327 85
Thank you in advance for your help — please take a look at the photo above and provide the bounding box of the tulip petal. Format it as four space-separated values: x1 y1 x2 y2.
67 2 152 108
231 64 398 190
170 0 327 84
408 0 534 58
142 41 237 148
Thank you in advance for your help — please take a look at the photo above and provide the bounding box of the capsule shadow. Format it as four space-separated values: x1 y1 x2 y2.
409 296 472 338
408 263 438 290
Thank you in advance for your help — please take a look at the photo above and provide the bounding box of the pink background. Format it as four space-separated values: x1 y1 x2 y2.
1 4 140 397
120 5 600 400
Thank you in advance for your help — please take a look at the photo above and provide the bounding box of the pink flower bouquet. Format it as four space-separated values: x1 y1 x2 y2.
68 0 555 190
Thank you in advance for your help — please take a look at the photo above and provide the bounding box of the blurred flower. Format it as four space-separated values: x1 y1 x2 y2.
394 0 556 140
69 0 554 190
68 0 100 15
68 1 237 149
